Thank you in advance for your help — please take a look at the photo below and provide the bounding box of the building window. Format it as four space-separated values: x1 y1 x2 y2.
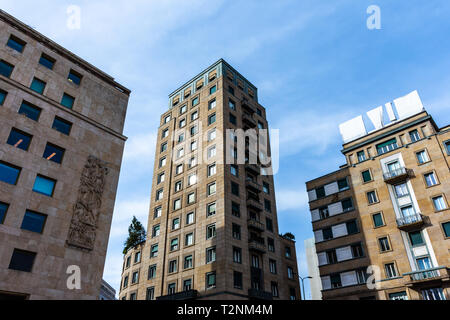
206 247 216 264
168 259 177 273
159 157 166 168
21 210 47 233
409 231 424 246
30 78 46 94
125 256 131 268
262 182 270 194
330 274 342 288
183 279 192 291
285 246 292 259
150 244 158 258
357 151 366 162
207 182 216 196
207 202 216 217
18 101 41 121
264 199 271 212
186 211 194 225
39 53 55 69
174 181 182 193
173 198 181 211
233 271 243 289
132 271 139 284
7 128 32 151
0 202 9 224
188 173 197 186
266 218 273 232
172 218 180 230
154 206 162 219
233 247 242 263
190 125 198 136
229 114 237 125
187 192 196 205
346 220 358 234
0 89 7 105
61 93 75 109
208 113 216 125
206 224 216 240
232 224 241 240
229 99 236 110
68 69 82 85
123 276 129 288
228 86 235 95
268 238 275 252
379 237 391 252
52 117 72 135
416 150 430 164
164 115 171 123
208 99 216 110
0 60 14 78
209 85 217 95
176 147 184 158
7 35 26 52
315 186 325 199
319 206 329 219
148 264 156 279
43 143 65 164
372 213 384 227
188 156 197 168
157 173 165 184
178 133 185 143
175 164 183 175
230 165 238 177
33 175 56 197
146 287 155 300
184 255 193 269
445 141 450 155
206 272 216 289
367 191 378 204
338 178 349 191
271 282 279 297
409 129 420 142
432 196 447 211
208 145 216 158
424 172 438 187
269 259 277 274
361 170 372 183
152 225 160 237
161 128 169 139
385 263 397 278
376 138 398 155
192 96 199 107
287 267 294 279
180 105 187 114
156 189 163 201
170 238 179 251
207 128 216 142
168 283 176 294
207 163 216 177
230 182 239 196
231 202 240 217
9 249 36 272
185 233 194 246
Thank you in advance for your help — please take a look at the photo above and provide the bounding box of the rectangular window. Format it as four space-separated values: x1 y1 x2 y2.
342 198 354 212
208 145 216 158
316 186 325 199
179 118 186 128
188 173 197 186
61 93 75 109
206 224 216 240
175 164 183 174
357 151 366 162
9 249 36 272
416 150 429 164
164 115 171 123
123 276 129 288
229 99 236 110
187 192 196 204
168 260 177 273
263 182 270 194
266 217 273 232
43 143 65 164
231 202 240 217
152 225 160 237
0 89 6 105
184 255 193 269
157 173 165 184
228 86 234 95
132 271 139 284
168 283 176 294
264 199 271 212
186 212 194 225
190 125 198 136
207 163 216 177
191 111 198 121
424 172 438 187
346 220 358 234
285 246 292 258
268 238 275 252
269 259 277 274
173 198 181 210
148 265 156 279
385 263 397 278
367 191 378 204
230 164 238 176
0 60 14 78
442 222 450 238
185 233 194 246
172 218 180 230
330 274 342 288
0 162 20 185
207 202 216 216
33 175 56 197
7 128 32 151
52 117 72 135
208 113 216 125
409 231 424 246
271 282 279 297
30 78 46 94
409 129 420 142
192 96 199 107
156 188 163 200
206 272 216 288
379 237 391 252
445 141 450 155
18 101 41 121
7 35 26 52
206 247 216 264
154 206 162 218
183 279 192 291
233 271 243 289
372 213 384 227
39 53 55 69
432 196 446 211
231 182 239 196
207 182 216 196
209 85 217 95
232 224 241 240
362 170 372 182
376 138 398 155
170 238 179 251
68 69 82 85
287 267 294 279
150 244 158 258
337 178 349 191
146 287 155 300
229 114 237 125
421 288 446 301
233 247 242 263
159 157 166 168
21 210 47 233
208 99 216 110
0 202 9 224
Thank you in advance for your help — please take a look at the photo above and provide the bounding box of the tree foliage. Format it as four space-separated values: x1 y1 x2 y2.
123 216 146 254
282 232 296 241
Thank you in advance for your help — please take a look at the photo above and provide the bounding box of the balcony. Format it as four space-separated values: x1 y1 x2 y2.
249 238 266 253
396 213 424 231
404 267 449 286
248 288 273 300
246 177 261 193
247 218 265 232
383 167 413 184
242 113 257 129
241 98 256 114
247 194 263 212
245 163 260 175
156 289 198 301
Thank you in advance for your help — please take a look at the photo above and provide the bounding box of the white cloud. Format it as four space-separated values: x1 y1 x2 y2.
123 132 157 161
276 189 309 211
110 197 150 238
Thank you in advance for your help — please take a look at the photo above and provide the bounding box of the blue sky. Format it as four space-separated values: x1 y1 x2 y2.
2 0 450 299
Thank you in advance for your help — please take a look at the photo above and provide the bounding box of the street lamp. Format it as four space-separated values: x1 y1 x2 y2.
298 275 312 300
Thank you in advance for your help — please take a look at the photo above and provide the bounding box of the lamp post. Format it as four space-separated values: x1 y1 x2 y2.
298 276 312 300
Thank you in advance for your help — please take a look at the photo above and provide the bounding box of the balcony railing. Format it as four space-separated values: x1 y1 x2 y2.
248 288 273 300
156 289 198 301
241 98 256 113
247 218 265 232
383 167 413 184
396 213 424 231
404 266 449 283
246 177 261 193
247 195 263 211
242 113 257 128
248 238 266 253
245 163 260 175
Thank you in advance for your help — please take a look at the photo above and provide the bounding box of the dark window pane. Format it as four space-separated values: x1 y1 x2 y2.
30 78 46 94
346 221 358 234
61 93 75 109
0 89 7 105
7 128 32 151
9 249 36 272
43 143 65 164
0 202 9 224
0 60 14 78
316 186 325 198
21 210 47 233
33 175 56 197
373 213 383 227
443 222 450 238
18 101 41 121
323 227 333 240
7 35 26 53
342 198 353 211
409 231 424 246
0 162 21 185
52 117 72 135
39 54 55 69
338 178 348 190
362 170 372 182
68 70 82 85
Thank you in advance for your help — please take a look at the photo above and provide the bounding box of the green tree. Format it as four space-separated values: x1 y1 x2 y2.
282 232 295 241
123 216 146 254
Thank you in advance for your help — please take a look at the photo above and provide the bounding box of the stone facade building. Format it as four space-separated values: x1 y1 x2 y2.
306 91 449 300
0 10 130 299
119 59 300 300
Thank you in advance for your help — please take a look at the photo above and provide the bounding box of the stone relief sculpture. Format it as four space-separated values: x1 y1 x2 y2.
67 156 109 250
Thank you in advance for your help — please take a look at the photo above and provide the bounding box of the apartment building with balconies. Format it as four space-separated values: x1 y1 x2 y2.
0 10 130 299
118 59 300 300
306 91 450 300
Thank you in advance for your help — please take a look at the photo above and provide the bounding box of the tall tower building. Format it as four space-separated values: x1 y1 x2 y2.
306 91 449 300
0 11 130 299
119 59 300 300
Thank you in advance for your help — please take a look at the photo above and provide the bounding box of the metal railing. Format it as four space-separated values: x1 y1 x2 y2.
247 218 265 231
156 289 198 300
248 288 273 300
396 213 423 227
383 167 411 181
404 266 447 282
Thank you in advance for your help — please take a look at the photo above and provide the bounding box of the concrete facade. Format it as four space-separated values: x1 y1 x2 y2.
0 10 130 299
306 108 450 300
119 59 300 300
